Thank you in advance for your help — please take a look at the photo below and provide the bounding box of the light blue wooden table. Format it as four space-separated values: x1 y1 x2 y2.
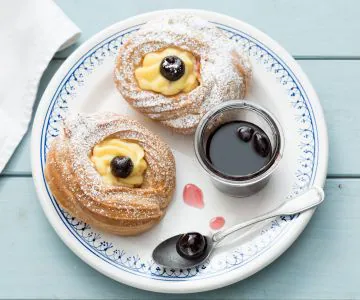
1 1 360 299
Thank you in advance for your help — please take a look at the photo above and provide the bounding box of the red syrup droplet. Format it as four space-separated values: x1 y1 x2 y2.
183 183 204 209
210 216 225 230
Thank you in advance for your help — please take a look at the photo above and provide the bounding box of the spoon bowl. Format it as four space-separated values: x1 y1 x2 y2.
152 234 214 269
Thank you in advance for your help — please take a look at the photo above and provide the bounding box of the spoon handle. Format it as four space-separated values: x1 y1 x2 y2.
212 186 325 244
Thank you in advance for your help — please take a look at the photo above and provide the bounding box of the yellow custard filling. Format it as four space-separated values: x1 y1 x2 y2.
135 47 199 96
91 138 147 187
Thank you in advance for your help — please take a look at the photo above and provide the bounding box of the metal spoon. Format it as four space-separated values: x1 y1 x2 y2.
152 186 324 269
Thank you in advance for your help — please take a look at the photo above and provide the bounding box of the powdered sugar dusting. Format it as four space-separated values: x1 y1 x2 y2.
45 113 176 234
114 14 252 134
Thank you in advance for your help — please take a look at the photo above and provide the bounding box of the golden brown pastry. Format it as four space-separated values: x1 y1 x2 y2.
114 14 252 134
45 113 176 236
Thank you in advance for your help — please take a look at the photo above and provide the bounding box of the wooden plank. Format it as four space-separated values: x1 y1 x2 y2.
299 60 358 177
3 59 358 176
0 177 358 299
54 0 360 58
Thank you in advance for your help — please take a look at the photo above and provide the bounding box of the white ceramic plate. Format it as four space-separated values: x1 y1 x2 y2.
31 10 328 293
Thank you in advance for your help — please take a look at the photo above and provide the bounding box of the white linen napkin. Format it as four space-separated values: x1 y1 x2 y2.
0 0 81 173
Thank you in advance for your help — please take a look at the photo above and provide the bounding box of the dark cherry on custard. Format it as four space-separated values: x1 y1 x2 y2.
160 55 185 81
110 156 134 178
176 232 207 259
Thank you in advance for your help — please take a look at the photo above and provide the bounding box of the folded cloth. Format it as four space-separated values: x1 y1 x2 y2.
0 0 80 173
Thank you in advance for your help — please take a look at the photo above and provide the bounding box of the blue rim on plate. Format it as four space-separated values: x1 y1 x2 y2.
40 23 317 279
31 10 327 293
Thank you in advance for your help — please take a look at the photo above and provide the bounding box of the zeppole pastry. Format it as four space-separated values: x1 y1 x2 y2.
45 113 176 236
114 14 252 134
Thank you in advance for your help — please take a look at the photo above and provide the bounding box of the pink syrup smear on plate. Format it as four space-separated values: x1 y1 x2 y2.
183 183 204 209
210 216 225 230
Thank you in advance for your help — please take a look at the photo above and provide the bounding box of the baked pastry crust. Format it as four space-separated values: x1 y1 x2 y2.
114 14 252 134
45 113 176 236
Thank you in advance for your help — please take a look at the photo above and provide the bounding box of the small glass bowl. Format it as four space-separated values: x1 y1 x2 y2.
194 100 284 197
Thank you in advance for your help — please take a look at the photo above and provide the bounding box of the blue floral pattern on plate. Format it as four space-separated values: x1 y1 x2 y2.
40 23 317 280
